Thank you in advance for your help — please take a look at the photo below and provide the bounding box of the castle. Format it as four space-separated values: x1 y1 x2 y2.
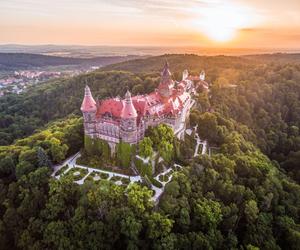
81 62 208 153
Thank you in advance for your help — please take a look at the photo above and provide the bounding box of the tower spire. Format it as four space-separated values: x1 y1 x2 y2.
158 61 173 97
81 85 97 112
161 60 171 78
121 90 137 118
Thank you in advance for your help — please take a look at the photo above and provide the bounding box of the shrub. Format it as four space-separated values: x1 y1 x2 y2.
163 175 169 182
146 174 163 188
159 175 164 182
100 172 109 179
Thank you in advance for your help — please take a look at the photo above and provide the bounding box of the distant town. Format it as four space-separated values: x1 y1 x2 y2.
0 66 100 96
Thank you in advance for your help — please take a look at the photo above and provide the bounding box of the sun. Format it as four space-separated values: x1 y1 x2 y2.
204 27 236 43
192 3 256 43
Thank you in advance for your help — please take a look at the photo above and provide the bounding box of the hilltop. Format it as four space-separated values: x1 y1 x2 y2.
0 53 300 249
0 53 141 71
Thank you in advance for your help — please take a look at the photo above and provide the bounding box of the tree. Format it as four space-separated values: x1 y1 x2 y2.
138 137 153 158
126 183 153 214
193 198 222 230
37 147 52 168
197 112 219 144
158 140 174 163
49 138 68 163
146 124 175 162
245 200 259 223
0 156 15 178
147 212 174 239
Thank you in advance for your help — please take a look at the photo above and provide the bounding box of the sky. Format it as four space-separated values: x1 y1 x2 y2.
1 0 300 48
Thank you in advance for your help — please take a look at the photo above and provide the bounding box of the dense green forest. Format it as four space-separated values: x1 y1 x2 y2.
0 54 300 249
0 70 158 145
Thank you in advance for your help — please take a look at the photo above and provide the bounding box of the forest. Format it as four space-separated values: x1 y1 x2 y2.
0 53 139 71
0 54 299 249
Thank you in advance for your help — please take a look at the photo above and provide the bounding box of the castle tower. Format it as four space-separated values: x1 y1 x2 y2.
120 90 138 144
200 70 205 81
158 61 174 98
81 85 97 137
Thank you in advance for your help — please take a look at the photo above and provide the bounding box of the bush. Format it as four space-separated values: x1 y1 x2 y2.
159 175 164 182
146 174 163 188
100 172 109 179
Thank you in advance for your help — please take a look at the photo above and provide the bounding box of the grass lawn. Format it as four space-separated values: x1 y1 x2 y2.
55 165 69 176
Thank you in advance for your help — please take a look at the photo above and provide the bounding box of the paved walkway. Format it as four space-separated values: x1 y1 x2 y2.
192 125 208 157
53 153 142 183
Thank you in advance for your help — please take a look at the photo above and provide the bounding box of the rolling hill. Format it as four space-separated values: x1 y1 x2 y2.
0 53 141 71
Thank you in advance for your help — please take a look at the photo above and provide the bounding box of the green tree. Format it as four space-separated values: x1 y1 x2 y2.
147 212 174 239
138 137 153 158
49 138 68 163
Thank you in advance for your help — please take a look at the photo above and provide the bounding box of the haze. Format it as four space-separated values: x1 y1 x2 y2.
1 0 300 49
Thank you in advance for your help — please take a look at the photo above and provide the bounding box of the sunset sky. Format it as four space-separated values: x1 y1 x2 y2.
1 0 300 48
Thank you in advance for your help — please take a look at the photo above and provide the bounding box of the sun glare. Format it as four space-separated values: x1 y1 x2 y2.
193 3 257 43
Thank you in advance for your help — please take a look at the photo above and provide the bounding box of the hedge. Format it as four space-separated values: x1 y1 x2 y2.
146 174 163 188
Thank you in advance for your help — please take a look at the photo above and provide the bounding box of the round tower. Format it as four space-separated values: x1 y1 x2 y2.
81 85 97 137
120 90 138 144
158 61 174 98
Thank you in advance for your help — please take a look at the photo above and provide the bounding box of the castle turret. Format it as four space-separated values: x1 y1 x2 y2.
158 61 174 98
161 61 172 83
120 90 138 143
81 85 97 137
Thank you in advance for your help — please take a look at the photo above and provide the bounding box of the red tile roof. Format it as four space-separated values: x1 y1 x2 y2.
121 100 138 119
81 86 97 112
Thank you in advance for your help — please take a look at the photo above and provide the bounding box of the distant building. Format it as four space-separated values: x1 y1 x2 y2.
81 62 208 153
